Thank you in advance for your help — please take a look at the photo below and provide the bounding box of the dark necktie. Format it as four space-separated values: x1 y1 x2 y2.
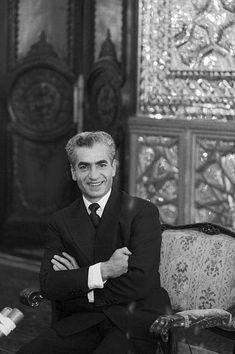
89 203 100 227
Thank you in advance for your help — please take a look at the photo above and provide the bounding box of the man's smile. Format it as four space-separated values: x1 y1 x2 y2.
88 181 104 187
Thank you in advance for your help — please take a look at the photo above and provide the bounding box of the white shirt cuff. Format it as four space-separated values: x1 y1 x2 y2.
87 263 104 303
88 262 104 290
87 290 94 303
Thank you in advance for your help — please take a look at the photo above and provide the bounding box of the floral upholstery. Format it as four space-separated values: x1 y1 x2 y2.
159 229 235 312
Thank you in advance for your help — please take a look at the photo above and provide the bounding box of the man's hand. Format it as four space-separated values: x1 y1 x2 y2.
101 247 132 281
51 252 79 271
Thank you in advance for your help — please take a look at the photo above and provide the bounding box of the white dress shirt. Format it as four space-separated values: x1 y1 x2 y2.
83 189 111 302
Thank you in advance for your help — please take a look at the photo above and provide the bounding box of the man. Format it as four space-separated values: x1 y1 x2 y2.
18 131 171 354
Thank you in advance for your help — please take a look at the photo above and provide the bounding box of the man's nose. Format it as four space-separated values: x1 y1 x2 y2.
88 166 99 179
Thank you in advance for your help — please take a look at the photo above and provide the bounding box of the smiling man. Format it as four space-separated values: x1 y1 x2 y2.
17 131 171 354
70 134 116 203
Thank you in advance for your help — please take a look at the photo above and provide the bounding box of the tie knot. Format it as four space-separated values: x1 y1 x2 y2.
89 203 100 214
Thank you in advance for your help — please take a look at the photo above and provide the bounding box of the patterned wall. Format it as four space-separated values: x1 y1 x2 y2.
194 137 235 227
129 0 235 227
138 0 235 121
136 135 179 224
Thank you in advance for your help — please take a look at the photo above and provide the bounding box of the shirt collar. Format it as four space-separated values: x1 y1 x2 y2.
83 189 112 217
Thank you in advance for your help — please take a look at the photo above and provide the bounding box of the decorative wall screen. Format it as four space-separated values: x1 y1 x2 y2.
129 0 235 228
195 137 235 227
136 134 179 224
138 0 235 120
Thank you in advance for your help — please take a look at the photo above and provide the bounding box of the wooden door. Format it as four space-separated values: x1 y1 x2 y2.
3 0 87 247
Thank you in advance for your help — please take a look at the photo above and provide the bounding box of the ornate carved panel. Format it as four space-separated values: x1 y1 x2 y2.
135 135 179 224
85 31 123 133
9 65 73 140
7 33 75 237
8 33 74 140
94 0 123 62
7 0 82 71
126 0 235 228
138 0 235 121
194 136 235 227
12 136 71 216
128 117 235 227
17 0 69 60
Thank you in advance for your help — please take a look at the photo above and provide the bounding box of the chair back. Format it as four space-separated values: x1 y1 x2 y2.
159 223 235 312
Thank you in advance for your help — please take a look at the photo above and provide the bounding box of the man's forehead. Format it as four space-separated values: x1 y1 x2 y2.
74 144 111 163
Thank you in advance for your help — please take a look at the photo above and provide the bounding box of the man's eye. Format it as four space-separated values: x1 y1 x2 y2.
78 165 88 171
99 163 107 168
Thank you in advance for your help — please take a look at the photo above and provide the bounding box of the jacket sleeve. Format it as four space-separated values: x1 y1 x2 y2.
94 202 162 306
39 215 90 301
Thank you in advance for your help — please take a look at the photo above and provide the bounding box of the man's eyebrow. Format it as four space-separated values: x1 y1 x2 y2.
77 159 108 166
77 161 89 166
96 159 108 164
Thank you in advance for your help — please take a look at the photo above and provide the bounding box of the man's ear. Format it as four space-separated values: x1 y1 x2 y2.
70 165 76 181
112 159 117 177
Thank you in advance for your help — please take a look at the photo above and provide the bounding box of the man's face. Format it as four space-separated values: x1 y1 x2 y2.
71 142 116 202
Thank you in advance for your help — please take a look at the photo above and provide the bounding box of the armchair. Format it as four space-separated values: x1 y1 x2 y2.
150 223 235 353
20 222 235 353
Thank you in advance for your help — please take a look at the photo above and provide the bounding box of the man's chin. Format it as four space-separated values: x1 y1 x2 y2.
87 187 105 199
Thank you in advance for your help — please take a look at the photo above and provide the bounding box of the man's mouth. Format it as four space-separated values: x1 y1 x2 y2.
88 182 103 187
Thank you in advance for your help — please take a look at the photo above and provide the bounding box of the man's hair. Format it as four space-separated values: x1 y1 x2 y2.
65 131 116 167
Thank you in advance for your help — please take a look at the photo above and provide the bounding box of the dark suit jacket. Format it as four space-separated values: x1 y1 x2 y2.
40 188 171 340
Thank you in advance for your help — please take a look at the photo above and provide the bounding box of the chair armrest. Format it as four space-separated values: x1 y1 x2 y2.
150 309 232 342
150 314 185 342
19 288 44 307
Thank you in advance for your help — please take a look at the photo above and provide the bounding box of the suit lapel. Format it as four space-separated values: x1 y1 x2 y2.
94 188 122 262
64 199 96 264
